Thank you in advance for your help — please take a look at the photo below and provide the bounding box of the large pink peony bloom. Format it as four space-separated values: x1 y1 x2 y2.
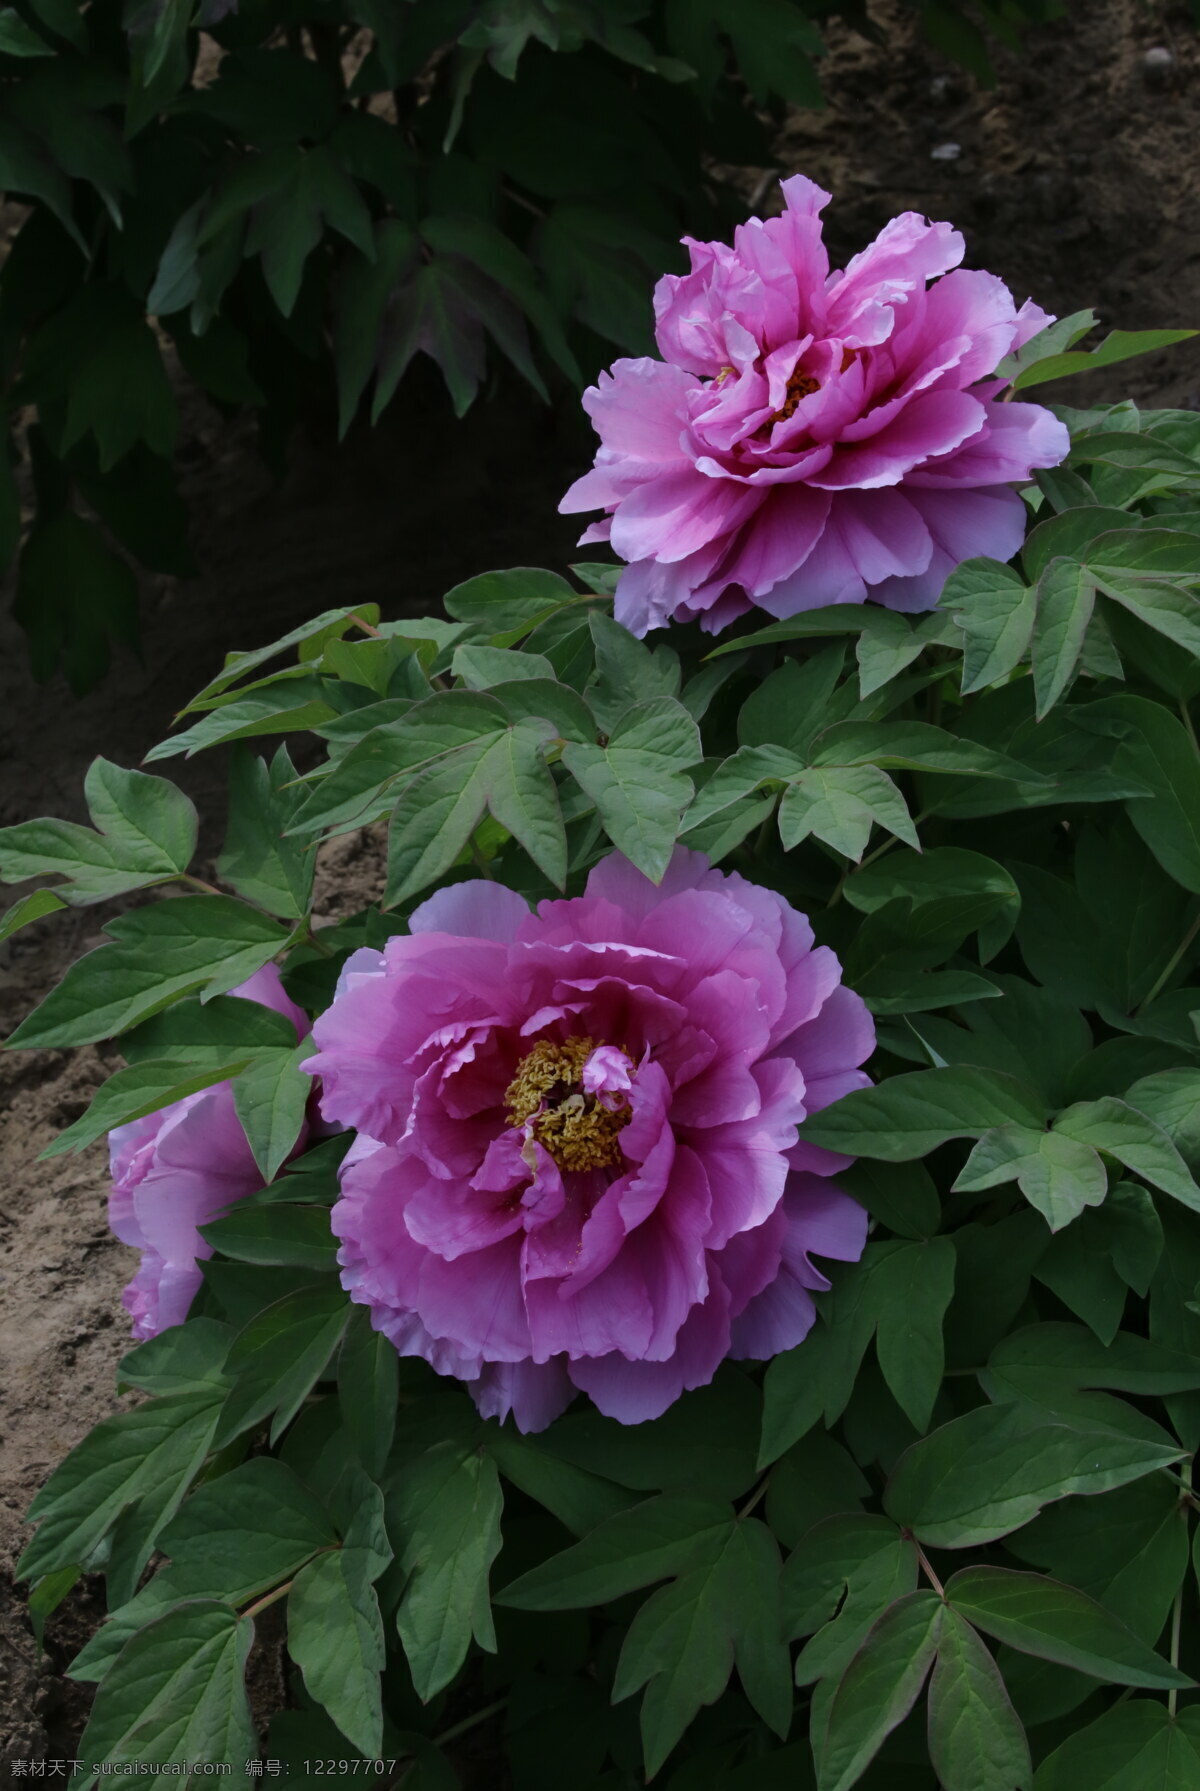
302 850 872 1432
561 174 1069 635
108 965 310 1340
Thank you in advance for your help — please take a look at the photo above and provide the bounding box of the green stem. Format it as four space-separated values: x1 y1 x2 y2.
737 1475 770 1521
1182 698 1199 757
1136 907 1200 1015
242 1580 293 1621
913 1541 945 1600
1170 1457 1192 1716
181 873 224 897
435 1697 507 1748
827 810 930 908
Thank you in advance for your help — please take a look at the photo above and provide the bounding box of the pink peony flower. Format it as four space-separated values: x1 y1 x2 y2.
108 965 310 1341
302 850 872 1432
561 174 1069 635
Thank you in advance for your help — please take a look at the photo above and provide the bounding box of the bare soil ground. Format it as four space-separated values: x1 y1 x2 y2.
4 0 1200 1765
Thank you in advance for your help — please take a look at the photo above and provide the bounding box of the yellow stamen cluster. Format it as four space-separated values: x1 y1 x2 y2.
504 1035 632 1173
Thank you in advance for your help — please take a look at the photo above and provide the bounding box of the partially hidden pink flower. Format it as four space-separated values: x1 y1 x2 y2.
108 965 310 1341
302 849 873 1433
561 174 1069 635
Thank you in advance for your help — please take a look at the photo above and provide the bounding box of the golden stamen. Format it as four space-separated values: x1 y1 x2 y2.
504 1035 632 1173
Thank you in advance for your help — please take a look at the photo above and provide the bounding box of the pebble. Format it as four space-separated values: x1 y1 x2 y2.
930 142 962 162
1143 45 1174 84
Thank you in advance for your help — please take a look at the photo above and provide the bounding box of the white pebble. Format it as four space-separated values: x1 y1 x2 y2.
930 142 962 162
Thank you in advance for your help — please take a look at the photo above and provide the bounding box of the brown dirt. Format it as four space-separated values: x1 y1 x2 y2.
4 0 1200 1765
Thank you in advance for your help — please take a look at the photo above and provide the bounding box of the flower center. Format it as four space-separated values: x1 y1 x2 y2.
775 367 821 421
504 1035 632 1173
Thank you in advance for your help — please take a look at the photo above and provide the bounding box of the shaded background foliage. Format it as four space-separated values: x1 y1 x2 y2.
6 0 1200 1777
0 0 1063 690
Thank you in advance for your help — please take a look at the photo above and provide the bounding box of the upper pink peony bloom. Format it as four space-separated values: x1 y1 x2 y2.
302 849 872 1432
561 174 1069 635
108 965 310 1340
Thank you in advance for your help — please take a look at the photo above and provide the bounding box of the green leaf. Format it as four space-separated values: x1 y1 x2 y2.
1077 696 1200 894
146 684 340 763
814 1590 943 1791
40 1059 244 1160
292 690 509 837
942 558 1035 693
70 1457 333 1683
0 887 66 943
7 898 289 1049
19 1389 223 1582
120 995 299 1068
484 1431 633 1537
536 1375 760 1500
870 1236 957 1432
779 763 918 860
798 1067 1046 1160
384 718 563 904
0 757 197 902
613 1517 790 1778
1031 557 1094 717
1012 328 1198 391
1054 1096 1200 1211
200 1203 335 1270
1008 1475 1189 1645
562 697 701 881
954 1124 1108 1231
287 1483 391 1757
337 1305 398 1481
443 566 580 634
214 1285 348 1450
231 1041 312 1184
585 612 680 732
985 1322 1200 1402
498 1495 733 1610
927 1608 1032 1791
389 1443 504 1701
118 1319 234 1397
217 745 315 920
73 1603 255 1788
884 1402 1185 1548
1034 1701 1200 1791
945 1566 1192 1687
185 607 380 711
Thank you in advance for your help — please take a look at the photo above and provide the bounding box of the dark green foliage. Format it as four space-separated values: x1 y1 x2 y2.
0 0 1064 691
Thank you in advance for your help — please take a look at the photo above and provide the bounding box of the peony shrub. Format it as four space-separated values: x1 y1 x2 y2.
6 183 1200 1789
